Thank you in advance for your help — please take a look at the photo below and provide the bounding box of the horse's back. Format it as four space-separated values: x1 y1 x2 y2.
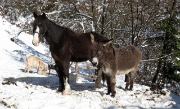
61 32 92 62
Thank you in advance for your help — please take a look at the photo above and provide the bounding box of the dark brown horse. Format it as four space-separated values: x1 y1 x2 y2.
90 35 142 97
32 12 111 95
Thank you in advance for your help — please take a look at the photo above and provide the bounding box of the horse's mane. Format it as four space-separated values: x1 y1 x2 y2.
91 32 112 43
45 17 76 34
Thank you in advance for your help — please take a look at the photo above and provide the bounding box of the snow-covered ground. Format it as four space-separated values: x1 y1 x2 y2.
0 16 180 109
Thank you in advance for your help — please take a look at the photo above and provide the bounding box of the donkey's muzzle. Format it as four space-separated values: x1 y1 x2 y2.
91 57 99 66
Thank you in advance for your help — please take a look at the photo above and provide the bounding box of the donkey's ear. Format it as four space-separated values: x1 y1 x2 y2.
90 33 95 43
42 12 46 19
33 12 37 18
103 40 113 47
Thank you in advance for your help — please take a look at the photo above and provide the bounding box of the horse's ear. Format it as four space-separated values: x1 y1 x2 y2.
33 12 37 18
42 12 46 19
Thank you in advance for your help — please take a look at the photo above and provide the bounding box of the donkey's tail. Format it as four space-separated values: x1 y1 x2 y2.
102 72 106 86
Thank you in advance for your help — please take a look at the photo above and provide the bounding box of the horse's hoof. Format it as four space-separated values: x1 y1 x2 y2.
57 88 63 92
62 89 72 95
56 90 61 93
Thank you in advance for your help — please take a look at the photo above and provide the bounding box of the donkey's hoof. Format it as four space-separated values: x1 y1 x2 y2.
62 89 72 95
110 91 116 97
111 94 115 98
125 88 133 91
95 88 100 91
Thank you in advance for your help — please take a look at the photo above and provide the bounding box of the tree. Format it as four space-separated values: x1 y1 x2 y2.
152 0 180 91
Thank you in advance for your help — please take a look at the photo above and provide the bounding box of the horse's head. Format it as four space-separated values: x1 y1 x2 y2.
32 12 47 46
90 32 113 66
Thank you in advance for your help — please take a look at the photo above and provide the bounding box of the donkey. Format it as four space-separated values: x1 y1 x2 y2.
90 35 142 97
32 12 111 95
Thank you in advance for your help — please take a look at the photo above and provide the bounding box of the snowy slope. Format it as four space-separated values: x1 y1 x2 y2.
0 16 180 109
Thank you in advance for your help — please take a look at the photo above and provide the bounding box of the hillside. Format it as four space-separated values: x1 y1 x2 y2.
0 16 180 109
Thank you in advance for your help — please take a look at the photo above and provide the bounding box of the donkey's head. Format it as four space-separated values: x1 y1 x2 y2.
90 33 113 66
32 12 47 46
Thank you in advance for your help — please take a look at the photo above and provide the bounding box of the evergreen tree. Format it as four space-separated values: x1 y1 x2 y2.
152 0 180 92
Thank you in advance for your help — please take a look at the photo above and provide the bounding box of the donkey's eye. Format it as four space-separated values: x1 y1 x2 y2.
38 23 42 26
92 50 96 55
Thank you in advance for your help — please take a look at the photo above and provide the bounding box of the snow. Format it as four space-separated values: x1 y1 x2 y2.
0 16 180 109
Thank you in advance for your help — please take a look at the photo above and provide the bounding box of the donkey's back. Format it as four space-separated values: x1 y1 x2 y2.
115 45 142 74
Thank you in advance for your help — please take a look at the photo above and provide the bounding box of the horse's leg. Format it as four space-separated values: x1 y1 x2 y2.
56 62 64 92
95 69 97 75
110 75 116 97
62 62 72 95
95 68 102 90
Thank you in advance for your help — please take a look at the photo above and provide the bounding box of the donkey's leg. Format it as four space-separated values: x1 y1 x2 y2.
62 62 72 95
110 75 116 97
106 75 111 95
125 73 130 90
95 68 102 90
125 74 128 82
129 70 137 90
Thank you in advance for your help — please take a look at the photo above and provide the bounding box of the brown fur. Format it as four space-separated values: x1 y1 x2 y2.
91 40 142 97
25 56 47 75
